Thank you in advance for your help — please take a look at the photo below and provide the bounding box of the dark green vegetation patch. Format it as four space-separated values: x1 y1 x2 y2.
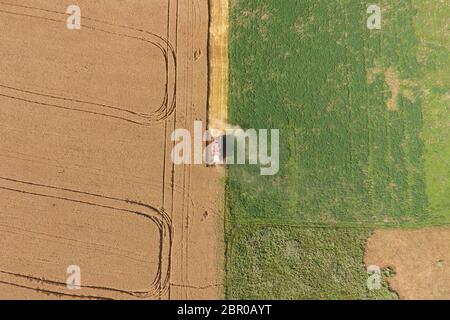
226 226 396 300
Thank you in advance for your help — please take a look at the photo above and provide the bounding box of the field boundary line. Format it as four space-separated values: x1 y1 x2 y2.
229 216 450 230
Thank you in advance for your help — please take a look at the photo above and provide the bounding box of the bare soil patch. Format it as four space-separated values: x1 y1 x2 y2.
385 67 401 111
365 227 450 300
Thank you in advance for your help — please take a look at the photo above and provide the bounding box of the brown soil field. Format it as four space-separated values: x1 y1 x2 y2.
365 227 450 300
0 0 223 299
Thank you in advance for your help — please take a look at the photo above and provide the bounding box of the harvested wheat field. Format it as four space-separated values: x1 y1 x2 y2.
365 227 450 300
0 0 223 299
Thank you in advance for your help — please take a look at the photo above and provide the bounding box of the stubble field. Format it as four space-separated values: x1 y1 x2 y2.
0 0 222 300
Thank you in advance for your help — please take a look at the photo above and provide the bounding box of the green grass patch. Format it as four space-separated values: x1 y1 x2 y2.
412 0 450 224
226 225 396 300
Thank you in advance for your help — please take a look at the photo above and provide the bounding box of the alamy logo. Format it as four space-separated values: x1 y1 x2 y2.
367 265 382 290
66 265 81 290
171 121 279 176
66 5 81 30
367 4 381 30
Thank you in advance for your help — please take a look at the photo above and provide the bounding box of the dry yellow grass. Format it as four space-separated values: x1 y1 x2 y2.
209 0 229 131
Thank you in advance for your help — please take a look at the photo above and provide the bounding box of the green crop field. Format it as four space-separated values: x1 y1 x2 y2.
226 0 449 299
